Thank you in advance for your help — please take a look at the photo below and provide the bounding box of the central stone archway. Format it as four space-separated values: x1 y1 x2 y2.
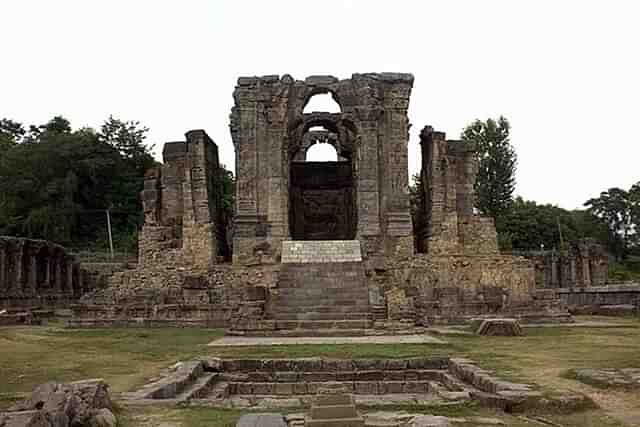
230 73 415 263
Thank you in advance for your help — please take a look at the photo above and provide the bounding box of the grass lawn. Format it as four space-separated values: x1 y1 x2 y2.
1 316 639 426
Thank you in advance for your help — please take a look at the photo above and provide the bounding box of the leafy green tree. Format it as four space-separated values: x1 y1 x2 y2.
585 185 639 260
0 119 25 153
99 116 155 175
496 197 614 253
461 116 516 221
0 115 154 252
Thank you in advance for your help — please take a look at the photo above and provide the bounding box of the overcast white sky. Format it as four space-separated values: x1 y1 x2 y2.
2 1 638 210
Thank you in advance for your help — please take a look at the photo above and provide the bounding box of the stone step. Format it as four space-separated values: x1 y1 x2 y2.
306 417 365 427
310 403 358 419
273 290 369 299
228 328 371 337
226 380 433 395
269 297 368 306
175 372 218 402
273 320 373 330
272 312 372 321
270 305 370 314
224 370 446 383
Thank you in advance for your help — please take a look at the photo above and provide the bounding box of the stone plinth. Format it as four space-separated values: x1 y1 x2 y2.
281 241 362 264
475 318 523 336
306 389 364 427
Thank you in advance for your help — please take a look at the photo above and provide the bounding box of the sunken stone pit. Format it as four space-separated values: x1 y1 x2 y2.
121 357 552 413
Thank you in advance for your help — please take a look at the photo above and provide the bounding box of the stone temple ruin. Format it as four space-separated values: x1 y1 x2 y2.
72 73 572 332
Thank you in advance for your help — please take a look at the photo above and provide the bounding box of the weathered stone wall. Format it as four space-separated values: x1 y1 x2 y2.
557 284 640 314
141 129 226 268
417 126 498 255
515 239 609 288
370 253 551 324
231 73 414 263
0 236 89 308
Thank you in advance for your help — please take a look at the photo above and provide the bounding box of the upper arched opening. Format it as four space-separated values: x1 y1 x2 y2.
306 142 338 162
303 92 341 114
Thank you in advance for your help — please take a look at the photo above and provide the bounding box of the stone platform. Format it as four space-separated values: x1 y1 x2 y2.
208 334 446 347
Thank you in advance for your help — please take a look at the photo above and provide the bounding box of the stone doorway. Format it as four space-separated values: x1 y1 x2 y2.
289 152 356 241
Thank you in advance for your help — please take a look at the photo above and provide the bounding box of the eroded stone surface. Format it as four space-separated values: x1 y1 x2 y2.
574 368 640 389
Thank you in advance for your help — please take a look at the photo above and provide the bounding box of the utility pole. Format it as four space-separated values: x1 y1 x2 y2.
106 208 114 259
557 216 564 251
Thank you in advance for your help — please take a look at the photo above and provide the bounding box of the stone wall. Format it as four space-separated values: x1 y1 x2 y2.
557 284 640 313
0 236 89 308
141 129 227 269
231 73 414 264
416 126 498 255
515 239 609 287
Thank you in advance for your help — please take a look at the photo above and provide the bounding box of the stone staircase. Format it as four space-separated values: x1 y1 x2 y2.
265 241 372 336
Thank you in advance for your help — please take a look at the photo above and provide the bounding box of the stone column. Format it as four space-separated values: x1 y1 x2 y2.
381 77 414 257
12 240 25 293
43 258 50 289
65 257 74 295
0 244 6 292
28 248 38 294
579 245 592 286
570 259 577 286
77 266 84 295
54 257 62 293
355 111 382 238
551 253 558 287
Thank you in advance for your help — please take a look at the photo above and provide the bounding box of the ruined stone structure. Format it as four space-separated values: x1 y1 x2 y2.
230 73 414 263
71 73 570 331
140 129 228 268
0 236 88 308
517 239 609 288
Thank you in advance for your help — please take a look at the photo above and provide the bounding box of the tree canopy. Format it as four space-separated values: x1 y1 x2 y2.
461 116 517 220
0 115 156 251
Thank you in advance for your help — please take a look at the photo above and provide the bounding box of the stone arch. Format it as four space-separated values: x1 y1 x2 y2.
306 141 338 162
301 87 343 114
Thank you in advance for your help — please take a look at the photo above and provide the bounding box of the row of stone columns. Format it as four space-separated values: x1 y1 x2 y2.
548 254 592 287
0 238 81 296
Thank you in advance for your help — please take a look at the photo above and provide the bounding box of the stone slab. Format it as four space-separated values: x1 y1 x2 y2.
209 334 446 347
236 413 287 427
281 240 362 264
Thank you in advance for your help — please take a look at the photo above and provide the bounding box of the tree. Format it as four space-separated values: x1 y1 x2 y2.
0 115 154 252
0 119 25 153
99 116 155 175
461 116 517 221
585 185 639 260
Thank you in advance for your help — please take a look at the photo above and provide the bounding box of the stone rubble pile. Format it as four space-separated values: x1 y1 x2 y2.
0 379 115 427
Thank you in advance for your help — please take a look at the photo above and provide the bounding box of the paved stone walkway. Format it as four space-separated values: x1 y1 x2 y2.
208 334 446 347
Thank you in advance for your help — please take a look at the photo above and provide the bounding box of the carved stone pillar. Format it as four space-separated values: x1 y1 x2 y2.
0 244 6 292
570 259 577 285
355 112 382 238
77 266 84 295
580 246 591 286
28 249 38 294
13 240 25 293
550 252 558 287
65 257 74 295
43 258 50 289
54 257 62 293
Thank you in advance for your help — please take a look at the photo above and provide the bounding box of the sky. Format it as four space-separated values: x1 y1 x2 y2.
1 0 638 210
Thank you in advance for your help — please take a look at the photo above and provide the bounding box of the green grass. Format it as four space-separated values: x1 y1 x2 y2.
0 326 223 403
2 316 640 425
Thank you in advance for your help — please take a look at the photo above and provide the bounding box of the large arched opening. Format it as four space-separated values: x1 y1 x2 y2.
289 108 357 240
